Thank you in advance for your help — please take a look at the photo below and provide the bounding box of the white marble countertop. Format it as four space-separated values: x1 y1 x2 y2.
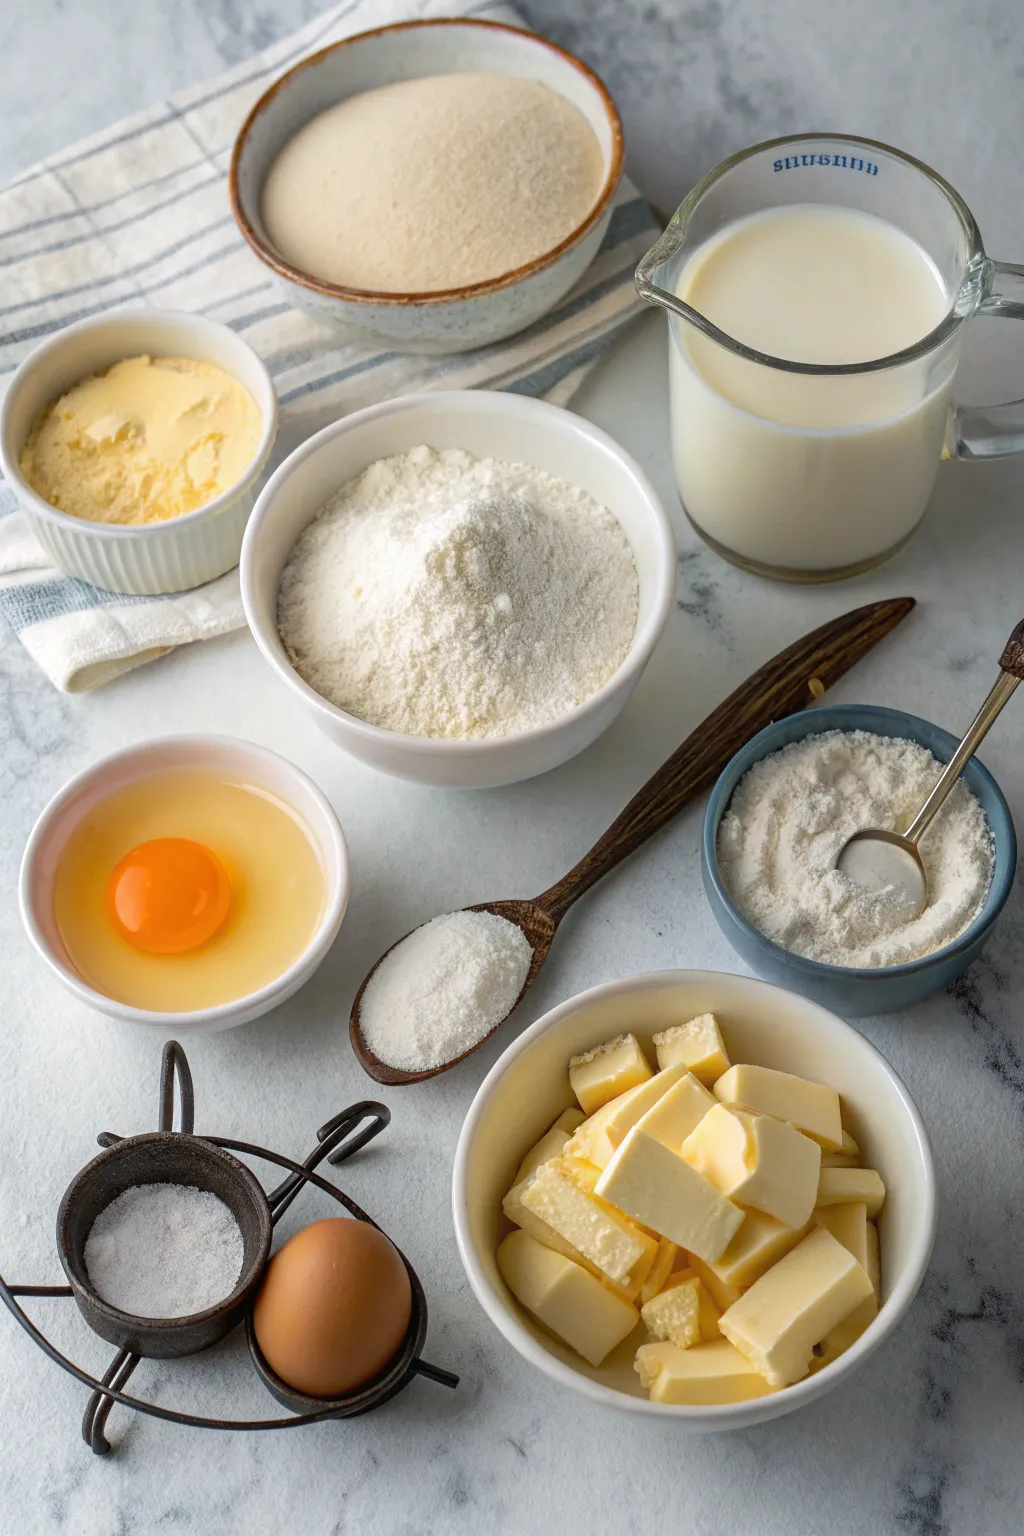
2 4 1024 1534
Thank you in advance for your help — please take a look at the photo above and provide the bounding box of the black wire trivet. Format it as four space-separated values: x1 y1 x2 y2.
0 1041 458 1455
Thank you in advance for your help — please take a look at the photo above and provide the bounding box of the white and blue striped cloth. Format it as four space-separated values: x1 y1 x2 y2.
0 0 659 692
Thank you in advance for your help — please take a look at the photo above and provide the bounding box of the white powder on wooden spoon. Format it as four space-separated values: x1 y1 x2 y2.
260 72 606 293
360 910 533 1071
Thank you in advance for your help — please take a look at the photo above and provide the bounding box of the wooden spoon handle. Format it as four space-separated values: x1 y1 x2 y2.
535 596 915 924
999 618 1024 680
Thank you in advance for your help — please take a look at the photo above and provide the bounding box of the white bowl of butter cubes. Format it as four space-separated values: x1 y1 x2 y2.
453 970 936 1428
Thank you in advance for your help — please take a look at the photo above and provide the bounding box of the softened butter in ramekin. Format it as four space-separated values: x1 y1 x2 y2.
19 355 262 526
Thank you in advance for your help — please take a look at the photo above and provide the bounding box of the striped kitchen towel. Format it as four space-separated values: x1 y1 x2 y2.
0 0 659 693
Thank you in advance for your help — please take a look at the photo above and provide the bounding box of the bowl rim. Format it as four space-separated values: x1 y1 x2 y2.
451 966 938 1424
0 307 279 541
702 704 1018 981
228 17 625 308
18 733 349 1028
239 388 677 759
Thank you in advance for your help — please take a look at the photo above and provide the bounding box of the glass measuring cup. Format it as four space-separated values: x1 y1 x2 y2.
636 133 1024 581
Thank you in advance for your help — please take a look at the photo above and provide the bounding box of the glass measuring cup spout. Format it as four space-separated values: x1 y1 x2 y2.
636 133 1024 581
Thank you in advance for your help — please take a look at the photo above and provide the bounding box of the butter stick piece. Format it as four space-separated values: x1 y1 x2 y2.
635 1340 775 1405
865 1220 880 1300
813 1202 870 1271
554 1108 586 1134
596 1126 743 1263
688 1256 744 1313
713 1064 843 1151
681 1104 821 1229
516 1161 656 1288
719 1227 874 1387
569 1033 653 1115
816 1167 886 1219
820 1151 860 1168
652 1014 730 1085
702 1208 809 1291
498 1230 639 1368
514 1126 572 1186
639 1237 680 1306
566 1064 688 1169
809 1292 878 1374
501 1183 636 1304
633 1072 716 1153
641 1274 701 1350
672 1267 722 1341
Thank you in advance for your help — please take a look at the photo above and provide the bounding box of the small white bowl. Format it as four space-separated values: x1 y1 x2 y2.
240 389 675 789
19 735 348 1032
453 969 936 1429
0 310 278 595
229 18 623 353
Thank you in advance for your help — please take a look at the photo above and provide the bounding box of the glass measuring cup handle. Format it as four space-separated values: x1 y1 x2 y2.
945 259 1024 461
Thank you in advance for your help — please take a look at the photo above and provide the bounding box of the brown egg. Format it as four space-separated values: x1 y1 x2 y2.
253 1218 412 1398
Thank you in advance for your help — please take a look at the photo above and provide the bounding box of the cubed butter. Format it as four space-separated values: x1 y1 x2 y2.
813 1202 870 1271
497 1230 640 1367
633 1072 716 1153
820 1151 860 1168
639 1238 679 1305
719 1227 875 1386
681 1104 821 1229
687 1255 744 1312
514 1126 572 1185
501 1183 636 1303
809 1292 878 1374
671 1267 722 1341
652 1014 730 1085
816 1167 886 1219
515 1161 657 1289
865 1220 880 1300
554 1108 587 1134
565 1064 689 1169
702 1208 809 1290
713 1064 843 1151
641 1274 701 1350
569 1033 653 1115
635 1340 776 1405
595 1126 744 1263
840 1127 860 1156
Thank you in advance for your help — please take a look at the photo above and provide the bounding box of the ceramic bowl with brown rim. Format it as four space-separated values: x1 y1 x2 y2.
229 19 624 354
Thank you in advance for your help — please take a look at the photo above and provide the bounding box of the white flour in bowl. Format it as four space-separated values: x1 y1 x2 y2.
277 447 639 740
717 729 995 968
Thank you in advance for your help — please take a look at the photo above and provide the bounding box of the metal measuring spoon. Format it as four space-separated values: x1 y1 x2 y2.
837 618 1024 915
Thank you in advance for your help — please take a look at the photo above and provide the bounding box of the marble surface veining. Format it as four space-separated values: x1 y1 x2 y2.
2 3 1024 1534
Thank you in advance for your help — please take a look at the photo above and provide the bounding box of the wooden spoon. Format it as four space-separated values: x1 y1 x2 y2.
350 597 915 1085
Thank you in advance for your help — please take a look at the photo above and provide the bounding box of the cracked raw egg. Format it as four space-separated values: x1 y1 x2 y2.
253 1218 413 1398
53 767 326 1011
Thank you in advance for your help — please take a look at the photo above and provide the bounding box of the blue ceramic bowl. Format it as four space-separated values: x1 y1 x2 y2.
702 705 1017 1016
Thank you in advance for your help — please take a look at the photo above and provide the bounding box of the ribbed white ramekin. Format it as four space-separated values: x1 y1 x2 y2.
0 309 278 595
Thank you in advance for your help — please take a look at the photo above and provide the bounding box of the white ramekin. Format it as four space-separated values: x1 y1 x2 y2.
19 735 348 1032
453 969 936 1430
240 389 676 790
0 309 278 595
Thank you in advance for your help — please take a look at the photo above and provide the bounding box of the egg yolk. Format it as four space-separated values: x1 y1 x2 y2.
107 838 231 955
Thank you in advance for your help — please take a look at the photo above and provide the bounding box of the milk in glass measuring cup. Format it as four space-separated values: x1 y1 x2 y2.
636 134 1024 581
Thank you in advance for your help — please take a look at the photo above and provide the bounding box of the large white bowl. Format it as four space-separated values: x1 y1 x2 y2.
452 970 936 1429
229 18 623 353
240 390 675 789
0 310 278 595
19 735 349 1032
